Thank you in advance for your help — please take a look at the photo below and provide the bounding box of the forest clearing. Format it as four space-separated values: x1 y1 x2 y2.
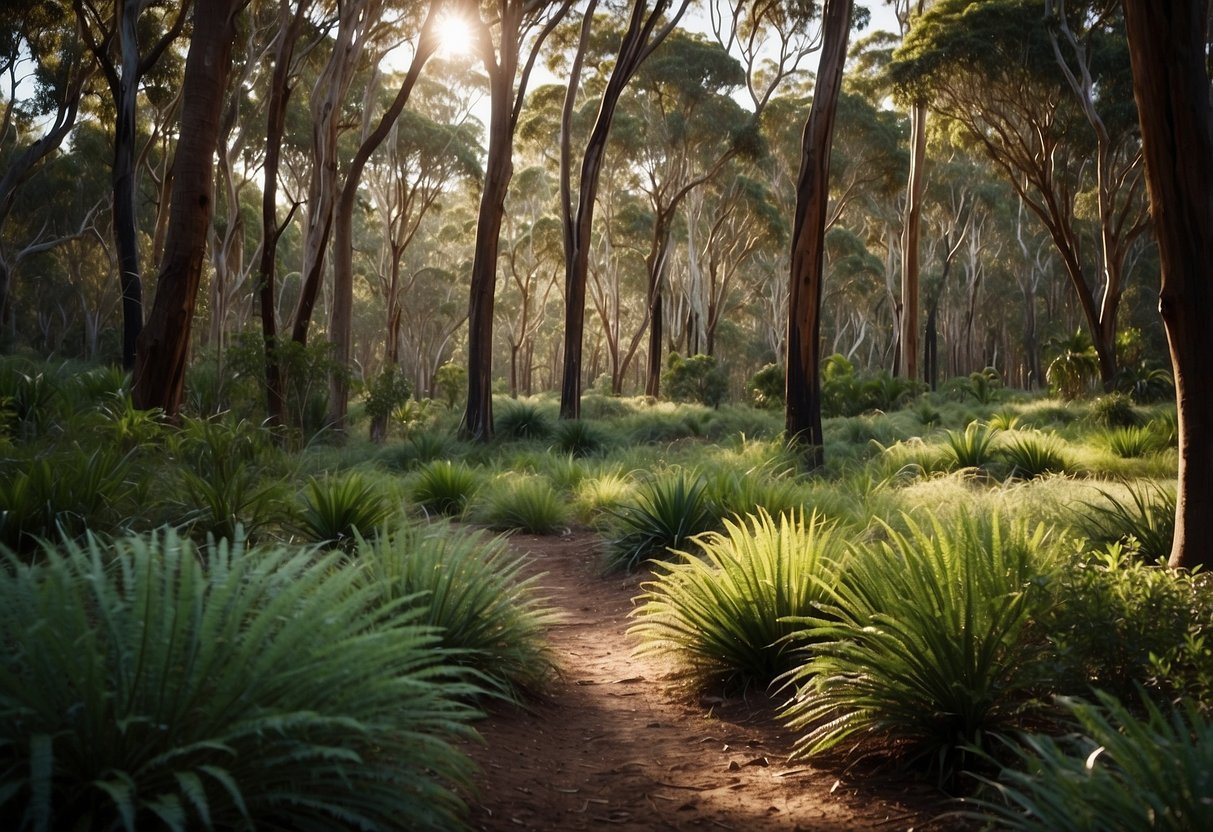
3 0 1213 829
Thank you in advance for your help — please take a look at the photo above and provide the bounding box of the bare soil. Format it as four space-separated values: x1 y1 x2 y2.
462 529 954 832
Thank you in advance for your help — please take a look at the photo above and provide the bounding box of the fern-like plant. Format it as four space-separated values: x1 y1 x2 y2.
411 460 480 517
0 530 479 830
962 692 1213 831
356 522 558 700
495 401 554 440
295 471 394 548
631 509 845 688
602 471 717 573
781 513 1061 781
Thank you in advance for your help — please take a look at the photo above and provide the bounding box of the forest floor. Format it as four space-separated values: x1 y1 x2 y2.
461 529 958 832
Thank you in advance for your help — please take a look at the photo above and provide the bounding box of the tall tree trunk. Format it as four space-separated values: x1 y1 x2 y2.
327 3 440 432
899 100 926 380
132 0 238 414
785 0 852 468
114 0 143 370
1121 0 1213 572
559 0 687 419
256 0 309 429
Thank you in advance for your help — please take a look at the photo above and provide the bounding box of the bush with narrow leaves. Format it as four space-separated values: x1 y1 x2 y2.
294 471 394 548
411 460 480 517
0 530 479 831
603 471 717 572
477 476 567 535
631 510 845 688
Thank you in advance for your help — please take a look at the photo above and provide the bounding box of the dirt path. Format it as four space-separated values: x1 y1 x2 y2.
463 530 948 832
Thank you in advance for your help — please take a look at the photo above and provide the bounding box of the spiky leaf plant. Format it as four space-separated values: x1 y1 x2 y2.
1104 425 1157 459
410 461 480 517
356 522 558 700
1080 480 1176 562
945 421 1001 470
961 692 1213 832
782 513 1061 781
477 476 567 535
495 401 553 441
553 419 605 457
0 530 479 831
1000 432 1070 480
631 510 845 688
602 471 717 573
295 471 394 549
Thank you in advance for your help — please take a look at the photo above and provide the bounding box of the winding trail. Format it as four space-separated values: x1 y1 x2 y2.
463 530 945 831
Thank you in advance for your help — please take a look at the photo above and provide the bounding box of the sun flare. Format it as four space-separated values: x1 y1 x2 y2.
435 13 474 58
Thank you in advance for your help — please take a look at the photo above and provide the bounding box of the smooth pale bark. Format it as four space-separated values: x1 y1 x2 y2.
1120 0 1213 571
785 0 852 468
132 0 238 414
558 0 687 418
898 100 926 381
327 2 441 432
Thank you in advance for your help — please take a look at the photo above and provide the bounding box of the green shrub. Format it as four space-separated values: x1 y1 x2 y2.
962 368 1004 404
364 364 413 443
1040 543 1213 702
782 513 1061 781
411 461 479 517
631 510 845 688
433 362 467 408
1090 392 1139 428
748 363 784 409
383 431 453 471
703 466 806 522
663 353 728 407
603 472 717 573
1001 432 1069 480
294 471 394 549
495 400 554 441
962 692 1213 832
1079 481 1175 562
945 420 1001 470
0 530 479 831
356 522 558 700
1046 331 1100 400
477 477 568 535
553 418 605 457
1116 362 1174 405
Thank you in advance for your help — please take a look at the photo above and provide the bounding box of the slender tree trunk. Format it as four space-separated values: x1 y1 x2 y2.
328 3 439 432
132 0 238 414
1121 0 1213 571
899 100 926 380
114 0 143 370
785 0 852 467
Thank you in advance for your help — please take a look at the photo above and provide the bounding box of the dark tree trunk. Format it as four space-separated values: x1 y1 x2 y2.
256 0 309 429
132 0 238 414
1121 0 1213 571
328 2 440 432
559 0 686 419
114 0 143 370
785 0 852 468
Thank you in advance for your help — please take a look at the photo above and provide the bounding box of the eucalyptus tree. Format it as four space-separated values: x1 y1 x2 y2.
0 0 95 347
1120 0 1213 571
461 0 574 441
785 0 852 466
557 0 690 419
890 0 1148 388
363 94 482 440
132 0 242 414
73 0 190 369
893 0 927 383
326 0 444 431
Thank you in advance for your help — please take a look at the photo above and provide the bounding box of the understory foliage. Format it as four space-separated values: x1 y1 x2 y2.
0 530 479 831
355 522 558 700
603 471 718 572
963 693 1213 831
782 513 1061 782
631 509 845 688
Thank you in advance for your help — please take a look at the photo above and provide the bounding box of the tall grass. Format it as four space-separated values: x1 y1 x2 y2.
631 510 845 688
602 471 717 572
0 530 479 830
476 476 568 534
782 513 1062 781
